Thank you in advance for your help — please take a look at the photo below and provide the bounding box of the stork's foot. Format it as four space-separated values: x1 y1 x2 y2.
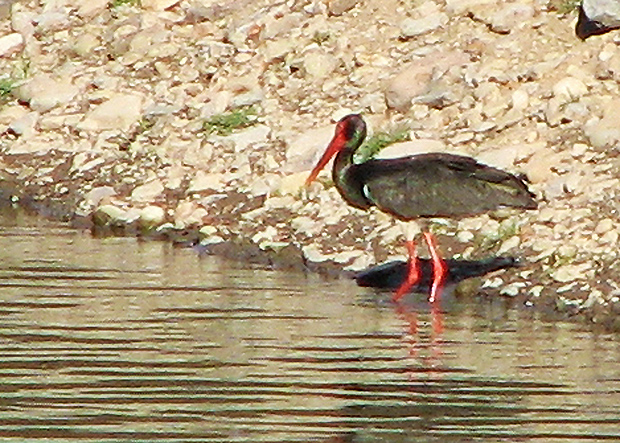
392 240 420 302
423 232 447 303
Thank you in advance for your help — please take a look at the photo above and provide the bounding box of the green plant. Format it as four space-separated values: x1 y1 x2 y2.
471 220 520 253
0 78 14 99
354 127 410 163
311 31 330 46
203 106 258 136
111 0 140 8
137 116 155 133
550 0 580 14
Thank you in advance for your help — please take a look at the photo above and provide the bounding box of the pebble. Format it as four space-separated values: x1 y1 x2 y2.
78 93 144 132
333 250 364 264
600 230 619 245
445 0 495 15
187 172 225 193
291 216 323 236
16 74 80 113
0 33 24 57
95 205 130 226
583 99 620 149
551 263 591 283
0 105 28 132
553 77 588 103
131 179 164 202
510 88 529 111
344 253 375 272
595 218 614 234
252 226 278 244
199 226 218 237
302 244 330 263
85 186 116 207
384 61 434 112
498 236 521 254
174 200 208 228
488 4 535 34
500 282 527 297
77 0 109 18
359 92 387 113
7 134 59 154
73 33 100 57
34 10 69 33
457 230 474 243
141 0 181 11
215 124 271 152
262 39 296 62
327 0 358 16
303 50 339 79
139 205 166 228
278 172 307 196
8 111 38 138
400 13 448 38
476 146 517 169
522 149 567 184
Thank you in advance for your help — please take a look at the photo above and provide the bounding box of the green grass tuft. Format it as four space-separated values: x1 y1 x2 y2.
311 31 330 46
355 127 410 163
0 78 14 98
111 0 140 8
203 106 258 136
472 219 520 253
550 0 580 14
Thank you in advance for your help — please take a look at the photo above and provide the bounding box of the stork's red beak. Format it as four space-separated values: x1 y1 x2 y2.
305 125 346 186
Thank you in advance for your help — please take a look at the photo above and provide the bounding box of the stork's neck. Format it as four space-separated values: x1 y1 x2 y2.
332 147 371 210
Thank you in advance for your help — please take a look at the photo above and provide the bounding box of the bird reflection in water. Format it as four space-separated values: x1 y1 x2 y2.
394 300 445 377
356 255 520 376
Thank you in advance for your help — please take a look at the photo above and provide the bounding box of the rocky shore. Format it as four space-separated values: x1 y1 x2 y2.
1 0 619 329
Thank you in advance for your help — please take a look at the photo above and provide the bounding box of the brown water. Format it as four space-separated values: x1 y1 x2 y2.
0 208 619 442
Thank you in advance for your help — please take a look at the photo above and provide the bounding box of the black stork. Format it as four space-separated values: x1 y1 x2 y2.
305 114 537 303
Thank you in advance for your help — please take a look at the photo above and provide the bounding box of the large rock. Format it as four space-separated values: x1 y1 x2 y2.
576 0 620 39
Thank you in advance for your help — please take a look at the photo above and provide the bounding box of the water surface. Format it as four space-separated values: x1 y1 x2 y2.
0 208 619 442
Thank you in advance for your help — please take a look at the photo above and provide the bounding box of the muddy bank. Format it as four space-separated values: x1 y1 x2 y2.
0 149 618 332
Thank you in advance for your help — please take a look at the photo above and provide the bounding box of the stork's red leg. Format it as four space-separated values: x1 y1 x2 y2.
392 240 420 302
423 232 447 303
